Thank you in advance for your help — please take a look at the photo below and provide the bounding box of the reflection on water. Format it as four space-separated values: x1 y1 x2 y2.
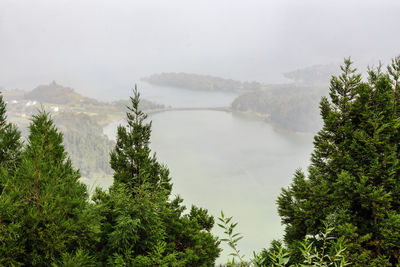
102 110 314 262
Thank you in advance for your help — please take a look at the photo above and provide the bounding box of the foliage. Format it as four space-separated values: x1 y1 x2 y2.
0 92 22 175
54 112 114 177
295 222 349 267
277 57 400 265
94 86 220 266
231 84 325 133
0 110 99 265
0 92 23 266
0 87 220 265
3 81 165 179
92 182 171 265
258 240 290 267
230 64 346 133
217 210 248 266
109 86 172 194
24 81 87 105
218 212 349 267
263 222 349 267
52 249 97 267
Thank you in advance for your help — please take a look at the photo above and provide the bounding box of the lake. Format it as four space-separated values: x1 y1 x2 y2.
100 84 314 263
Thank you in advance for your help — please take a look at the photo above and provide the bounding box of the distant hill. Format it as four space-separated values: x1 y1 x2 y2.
283 63 339 84
142 72 263 93
24 81 87 105
229 64 342 133
3 82 165 179
231 84 327 133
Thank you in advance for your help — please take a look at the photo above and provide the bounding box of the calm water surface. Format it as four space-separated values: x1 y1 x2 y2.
138 82 239 108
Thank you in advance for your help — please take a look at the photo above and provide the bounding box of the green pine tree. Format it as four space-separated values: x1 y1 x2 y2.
0 92 22 175
94 86 220 266
0 93 23 266
277 57 400 266
110 85 172 195
0 110 99 266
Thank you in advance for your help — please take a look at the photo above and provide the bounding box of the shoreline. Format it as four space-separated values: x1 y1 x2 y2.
230 109 315 136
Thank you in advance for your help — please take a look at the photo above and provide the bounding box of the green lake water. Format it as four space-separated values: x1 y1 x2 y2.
101 105 314 263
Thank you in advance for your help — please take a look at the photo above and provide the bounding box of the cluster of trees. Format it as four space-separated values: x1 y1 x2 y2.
265 57 400 266
143 72 263 93
53 112 115 178
24 81 91 105
230 63 345 134
3 82 167 179
231 64 353 134
0 89 220 266
283 63 339 84
219 58 400 266
231 84 325 133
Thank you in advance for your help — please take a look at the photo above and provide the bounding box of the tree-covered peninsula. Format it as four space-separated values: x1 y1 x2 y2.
142 72 263 93
230 64 341 134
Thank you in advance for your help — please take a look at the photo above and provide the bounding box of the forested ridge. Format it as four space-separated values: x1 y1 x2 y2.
142 72 264 93
53 112 115 177
2 82 164 179
1 57 400 266
231 84 325 133
230 64 341 134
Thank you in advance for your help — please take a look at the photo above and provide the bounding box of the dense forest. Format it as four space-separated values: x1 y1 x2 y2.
231 84 325 133
2 82 165 179
1 57 400 266
53 112 115 177
230 64 342 133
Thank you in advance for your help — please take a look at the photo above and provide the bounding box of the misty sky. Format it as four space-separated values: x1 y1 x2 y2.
1 0 399 100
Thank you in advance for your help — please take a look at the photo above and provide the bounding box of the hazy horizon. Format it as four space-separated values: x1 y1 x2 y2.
1 0 399 100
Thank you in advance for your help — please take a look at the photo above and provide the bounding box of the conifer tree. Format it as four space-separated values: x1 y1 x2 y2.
0 93 23 266
0 111 98 266
94 87 220 266
0 92 21 175
277 57 400 266
110 85 172 195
